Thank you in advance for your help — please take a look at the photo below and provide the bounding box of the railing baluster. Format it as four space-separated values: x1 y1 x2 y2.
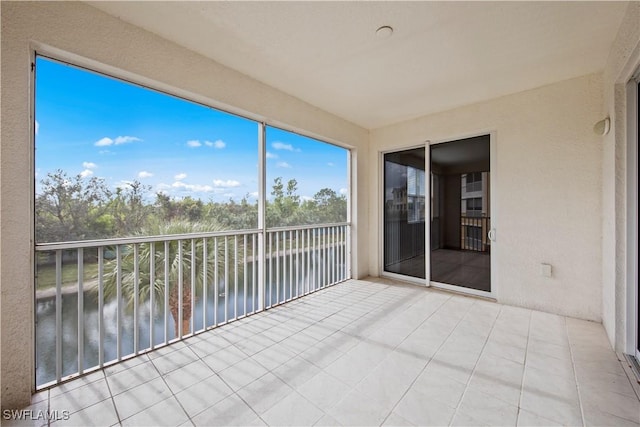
77 248 84 374
269 232 273 308
295 230 300 298
252 233 257 314
149 243 155 350
214 237 218 327
276 231 280 305
164 241 170 344
116 245 122 360
191 239 196 335
224 236 229 323
243 234 247 317
98 247 105 367
133 244 139 355
203 238 208 331
289 230 293 300
55 250 62 382
234 235 238 320
178 240 184 339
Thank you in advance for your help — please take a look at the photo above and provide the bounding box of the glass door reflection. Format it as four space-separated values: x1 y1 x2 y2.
383 148 426 279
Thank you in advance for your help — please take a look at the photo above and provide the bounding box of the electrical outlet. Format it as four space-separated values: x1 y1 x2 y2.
541 263 552 278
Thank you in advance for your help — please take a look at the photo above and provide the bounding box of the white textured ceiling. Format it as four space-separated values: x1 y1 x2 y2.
90 1 628 129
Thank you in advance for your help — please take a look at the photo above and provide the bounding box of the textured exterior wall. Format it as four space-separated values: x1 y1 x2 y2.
370 74 604 321
0 2 369 409
601 1 640 352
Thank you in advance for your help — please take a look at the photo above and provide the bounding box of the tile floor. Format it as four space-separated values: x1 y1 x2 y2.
7 278 640 426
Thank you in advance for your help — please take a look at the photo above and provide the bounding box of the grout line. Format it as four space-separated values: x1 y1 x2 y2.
515 308 533 426
565 317 587 427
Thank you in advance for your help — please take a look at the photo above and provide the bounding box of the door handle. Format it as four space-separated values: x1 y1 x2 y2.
488 229 496 242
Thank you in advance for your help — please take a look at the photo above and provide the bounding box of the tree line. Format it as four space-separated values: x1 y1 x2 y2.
36 170 347 243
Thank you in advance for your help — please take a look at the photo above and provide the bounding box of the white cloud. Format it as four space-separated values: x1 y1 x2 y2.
340 188 348 195
172 181 213 192
277 161 292 168
327 162 335 167
272 141 300 152
302 195 314 201
95 135 141 146
138 171 154 178
35 121 40 135
186 140 202 148
115 136 142 145
80 169 94 178
95 137 113 147
266 152 278 159
82 162 97 169
174 173 187 180
249 192 259 198
212 179 241 188
205 139 226 149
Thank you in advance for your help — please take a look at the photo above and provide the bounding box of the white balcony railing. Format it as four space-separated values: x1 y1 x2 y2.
34 223 350 388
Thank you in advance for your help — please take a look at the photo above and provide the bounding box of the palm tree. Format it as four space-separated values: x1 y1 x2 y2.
101 219 244 337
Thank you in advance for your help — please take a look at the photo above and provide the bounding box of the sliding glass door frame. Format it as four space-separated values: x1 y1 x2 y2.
379 143 429 286
427 132 497 299
626 70 639 360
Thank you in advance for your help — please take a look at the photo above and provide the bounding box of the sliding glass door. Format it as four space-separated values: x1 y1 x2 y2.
383 148 426 280
430 136 491 293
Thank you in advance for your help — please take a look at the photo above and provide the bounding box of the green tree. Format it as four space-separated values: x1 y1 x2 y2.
101 219 243 336
36 170 112 242
109 180 152 237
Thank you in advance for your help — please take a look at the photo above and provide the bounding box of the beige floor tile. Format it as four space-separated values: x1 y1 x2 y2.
297 371 351 411
393 388 456 426
329 388 396 427
150 346 199 375
174 373 233 417
237 373 294 415
217 357 269 391
51 399 118 427
516 409 563 426
120 396 188 427
191 394 262 426
112 377 173 420
457 388 519 426
105 360 160 395
261 391 324 426
49 378 111 414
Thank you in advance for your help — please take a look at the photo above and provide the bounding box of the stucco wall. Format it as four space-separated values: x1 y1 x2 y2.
370 74 604 321
601 1 640 352
0 1 369 409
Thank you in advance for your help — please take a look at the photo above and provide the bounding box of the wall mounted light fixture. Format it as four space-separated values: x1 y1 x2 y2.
594 117 611 135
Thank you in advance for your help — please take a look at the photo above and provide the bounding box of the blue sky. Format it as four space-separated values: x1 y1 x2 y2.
35 57 348 203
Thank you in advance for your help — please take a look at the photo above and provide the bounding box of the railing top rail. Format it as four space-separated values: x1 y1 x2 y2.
35 229 262 251
35 222 351 251
265 222 350 233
